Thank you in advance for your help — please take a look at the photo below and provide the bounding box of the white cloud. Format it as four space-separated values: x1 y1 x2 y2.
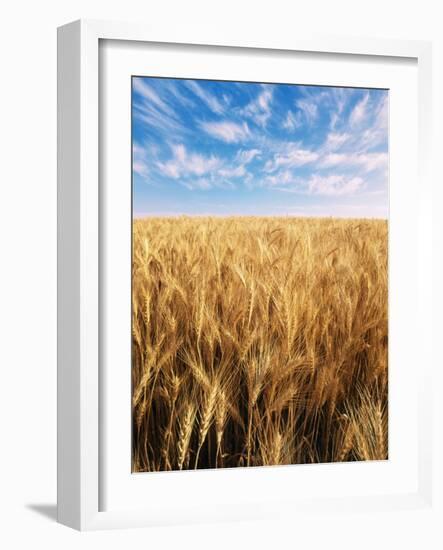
218 164 247 178
329 89 346 129
215 148 261 180
308 174 364 196
323 132 350 152
320 153 349 168
295 98 318 124
185 80 225 114
166 81 196 109
172 144 186 162
158 161 180 178
135 108 184 135
241 85 273 127
265 144 319 172
235 149 261 164
157 144 221 180
349 92 369 126
264 171 364 196
321 152 388 172
243 172 254 188
186 153 220 176
293 86 349 129
282 110 302 131
320 93 388 158
132 143 150 178
375 95 389 130
199 120 251 143
265 170 296 187
356 95 389 151
133 78 176 117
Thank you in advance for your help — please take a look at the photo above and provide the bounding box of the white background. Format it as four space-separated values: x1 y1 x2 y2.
0 1 441 548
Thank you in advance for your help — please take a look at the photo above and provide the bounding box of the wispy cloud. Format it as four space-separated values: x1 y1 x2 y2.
349 92 369 126
166 81 196 109
157 144 221 179
184 176 236 191
328 88 347 129
134 103 186 135
282 110 302 131
321 152 388 172
132 143 149 178
185 80 225 114
133 79 187 136
295 98 318 124
264 143 319 172
241 85 274 127
218 164 247 178
133 78 176 117
265 170 296 187
222 94 232 107
199 120 251 143
307 174 364 195
236 149 261 164
323 132 350 152
356 95 388 151
272 173 364 196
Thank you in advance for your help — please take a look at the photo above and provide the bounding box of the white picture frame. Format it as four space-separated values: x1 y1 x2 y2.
57 19 434 531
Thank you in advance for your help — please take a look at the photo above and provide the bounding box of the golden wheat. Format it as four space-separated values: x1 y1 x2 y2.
132 216 388 471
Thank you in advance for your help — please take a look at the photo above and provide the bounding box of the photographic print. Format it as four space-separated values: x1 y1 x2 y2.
131 77 388 472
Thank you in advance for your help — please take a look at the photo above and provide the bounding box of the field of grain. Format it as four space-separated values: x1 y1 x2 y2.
132 216 388 472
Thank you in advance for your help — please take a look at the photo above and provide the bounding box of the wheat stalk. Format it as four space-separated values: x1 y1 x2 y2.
131 216 388 471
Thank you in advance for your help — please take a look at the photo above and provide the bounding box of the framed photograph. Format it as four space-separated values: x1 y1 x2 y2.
57 19 433 530
130 78 391 474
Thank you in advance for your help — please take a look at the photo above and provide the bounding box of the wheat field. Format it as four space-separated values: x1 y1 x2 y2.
132 216 388 472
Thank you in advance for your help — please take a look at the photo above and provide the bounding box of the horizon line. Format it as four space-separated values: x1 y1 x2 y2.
133 213 388 221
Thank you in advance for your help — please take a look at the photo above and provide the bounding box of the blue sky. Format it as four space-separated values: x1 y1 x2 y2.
132 77 388 218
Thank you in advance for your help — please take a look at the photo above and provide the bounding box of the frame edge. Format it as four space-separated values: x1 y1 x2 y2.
57 19 82 531
57 18 434 530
